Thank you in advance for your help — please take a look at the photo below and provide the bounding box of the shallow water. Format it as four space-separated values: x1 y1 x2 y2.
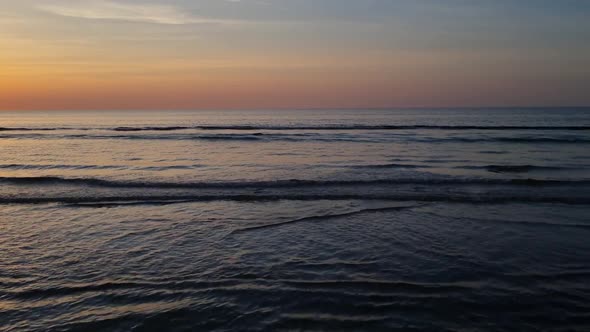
1 109 590 331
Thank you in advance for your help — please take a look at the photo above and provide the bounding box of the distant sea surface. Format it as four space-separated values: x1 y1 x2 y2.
1 108 590 331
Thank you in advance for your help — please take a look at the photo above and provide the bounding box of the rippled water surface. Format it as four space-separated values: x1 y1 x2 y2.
1 109 590 331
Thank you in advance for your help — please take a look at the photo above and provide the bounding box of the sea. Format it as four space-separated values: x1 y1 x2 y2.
1 108 589 331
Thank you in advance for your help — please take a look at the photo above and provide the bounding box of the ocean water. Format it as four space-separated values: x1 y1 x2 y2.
1 108 590 331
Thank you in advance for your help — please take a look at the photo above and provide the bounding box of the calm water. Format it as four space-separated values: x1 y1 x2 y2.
1 109 590 331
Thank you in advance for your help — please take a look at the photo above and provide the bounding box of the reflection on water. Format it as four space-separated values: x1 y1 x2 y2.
1 109 590 331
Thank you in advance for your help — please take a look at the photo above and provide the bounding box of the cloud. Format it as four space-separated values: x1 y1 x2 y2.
37 1 235 25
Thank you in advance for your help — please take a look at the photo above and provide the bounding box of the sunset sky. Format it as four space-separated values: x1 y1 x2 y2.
1 0 589 110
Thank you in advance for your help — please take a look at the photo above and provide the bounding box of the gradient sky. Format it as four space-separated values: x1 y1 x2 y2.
1 0 590 110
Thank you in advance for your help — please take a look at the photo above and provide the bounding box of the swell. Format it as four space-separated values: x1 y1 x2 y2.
425 211 590 230
350 163 430 169
477 217 590 229
0 164 201 171
4 280 239 300
354 164 581 173
457 165 575 173
230 204 426 234
451 137 590 144
0 164 125 170
113 126 191 131
2 194 590 205
1 133 302 142
1 176 588 189
0 127 61 131
1 133 266 141
3 277 473 301
192 125 590 131
3 133 590 144
2 125 590 132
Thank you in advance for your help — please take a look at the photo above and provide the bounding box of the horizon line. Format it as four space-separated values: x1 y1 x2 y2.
1 106 589 112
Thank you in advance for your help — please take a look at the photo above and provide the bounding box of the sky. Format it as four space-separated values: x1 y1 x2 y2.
1 0 589 110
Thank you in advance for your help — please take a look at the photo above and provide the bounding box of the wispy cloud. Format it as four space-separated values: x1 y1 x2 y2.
37 1 236 25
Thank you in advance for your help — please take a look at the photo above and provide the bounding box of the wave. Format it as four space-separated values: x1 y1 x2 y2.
113 126 192 132
353 164 579 173
3 276 473 301
0 127 60 131
2 125 590 132
452 137 590 144
425 211 590 230
4 279 241 299
1 133 306 142
193 125 590 131
0 164 205 171
0 164 125 170
458 165 573 173
3 176 589 206
1 176 588 189
3 132 590 144
1 194 588 206
2 133 266 141
230 204 426 234
475 217 590 230
61 194 581 206
350 163 430 169
1 176 590 206
181 134 264 141
280 279 474 293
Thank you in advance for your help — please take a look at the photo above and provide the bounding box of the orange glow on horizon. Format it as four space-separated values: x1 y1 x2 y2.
2 1 589 110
